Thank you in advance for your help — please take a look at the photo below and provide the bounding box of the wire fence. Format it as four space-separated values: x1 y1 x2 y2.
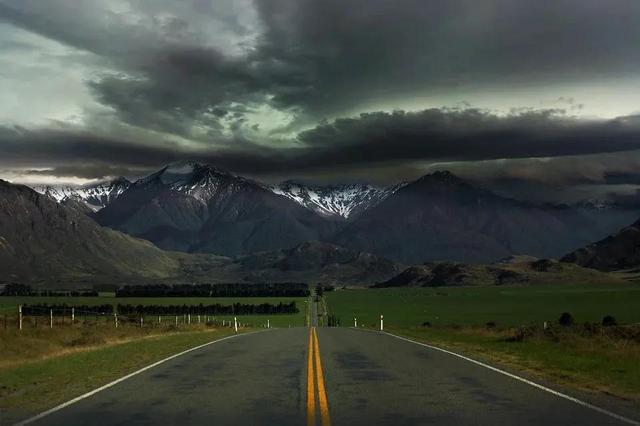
2 304 276 332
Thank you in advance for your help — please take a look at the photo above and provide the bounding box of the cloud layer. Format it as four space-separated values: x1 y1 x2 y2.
2 0 640 198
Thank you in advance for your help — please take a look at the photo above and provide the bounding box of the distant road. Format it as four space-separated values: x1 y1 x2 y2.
21 328 637 426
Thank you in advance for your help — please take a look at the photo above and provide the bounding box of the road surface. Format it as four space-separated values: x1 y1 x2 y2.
20 326 638 426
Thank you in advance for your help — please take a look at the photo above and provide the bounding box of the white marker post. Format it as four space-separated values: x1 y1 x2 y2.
234 316 238 332
198 315 201 324
18 305 23 331
158 316 161 324
354 318 357 328
114 313 118 328
71 307 75 324
380 315 384 331
175 316 178 326
50 309 53 329
188 314 191 324
267 319 270 329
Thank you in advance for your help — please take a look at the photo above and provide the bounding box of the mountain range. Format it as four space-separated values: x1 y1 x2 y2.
28 162 640 264
5 164 640 288
0 179 400 287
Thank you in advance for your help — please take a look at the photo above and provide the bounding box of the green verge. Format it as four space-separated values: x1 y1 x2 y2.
0 328 239 425
386 325 640 402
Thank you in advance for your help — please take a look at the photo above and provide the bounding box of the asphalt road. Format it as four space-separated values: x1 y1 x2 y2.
23 327 637 426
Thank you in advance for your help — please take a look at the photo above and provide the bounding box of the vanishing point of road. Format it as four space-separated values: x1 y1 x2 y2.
16 301 640 425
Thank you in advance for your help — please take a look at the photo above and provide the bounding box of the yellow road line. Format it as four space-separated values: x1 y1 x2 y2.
307 327 316 426
313 327 331 426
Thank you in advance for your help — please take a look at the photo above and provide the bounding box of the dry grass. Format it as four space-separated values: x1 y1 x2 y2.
0 319 232 369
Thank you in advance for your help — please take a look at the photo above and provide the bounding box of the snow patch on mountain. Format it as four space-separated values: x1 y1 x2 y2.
271 181 404 219
33 177 131 211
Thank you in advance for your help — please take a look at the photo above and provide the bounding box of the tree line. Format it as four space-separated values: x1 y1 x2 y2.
116 302 298 315
115 283 310 297
21 304 114 315
1 284 98 297
19 301 298 316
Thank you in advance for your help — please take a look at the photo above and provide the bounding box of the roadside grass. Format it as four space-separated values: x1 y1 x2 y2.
0 327 240 425
387 325 640 402
0 322 230 368
325 284 640 401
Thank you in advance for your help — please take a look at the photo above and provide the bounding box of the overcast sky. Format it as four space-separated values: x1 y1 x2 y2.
2 0 640 202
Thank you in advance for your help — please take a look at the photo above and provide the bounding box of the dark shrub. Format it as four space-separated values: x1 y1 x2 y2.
582 322 599 336
505 326 534 342
558 312 574 327
421 321 432 327
602 315 617 327
485 321 497 329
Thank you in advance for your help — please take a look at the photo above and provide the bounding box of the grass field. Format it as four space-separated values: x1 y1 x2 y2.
325 283 640 402
325 283 640 328
0 296 308 328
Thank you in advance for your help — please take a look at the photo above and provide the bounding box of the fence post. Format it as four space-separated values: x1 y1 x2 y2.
234 316 238 332
140 317 143 327
114 313 118 328
380 315 384 331
50 309 53 329
18 305 23 331
175 316 178 326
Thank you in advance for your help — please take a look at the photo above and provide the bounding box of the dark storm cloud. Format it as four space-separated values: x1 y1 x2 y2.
3 0 640 136
3 0 640 193
296 109 640 165
4 109 640 183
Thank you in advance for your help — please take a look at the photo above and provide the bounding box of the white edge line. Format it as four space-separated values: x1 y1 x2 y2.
13 330 267 426
379 330 639 426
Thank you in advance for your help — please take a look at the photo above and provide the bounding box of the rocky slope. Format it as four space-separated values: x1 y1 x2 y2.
375 256 622 287
0 180 178 286
561 219 640 271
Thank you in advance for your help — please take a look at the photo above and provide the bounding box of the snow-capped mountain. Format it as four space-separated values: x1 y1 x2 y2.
133 161 267 204
94 162 333 255
271 181 403 219
33 177 131 212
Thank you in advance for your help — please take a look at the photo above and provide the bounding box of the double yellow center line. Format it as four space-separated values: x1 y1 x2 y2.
307 327 331 426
